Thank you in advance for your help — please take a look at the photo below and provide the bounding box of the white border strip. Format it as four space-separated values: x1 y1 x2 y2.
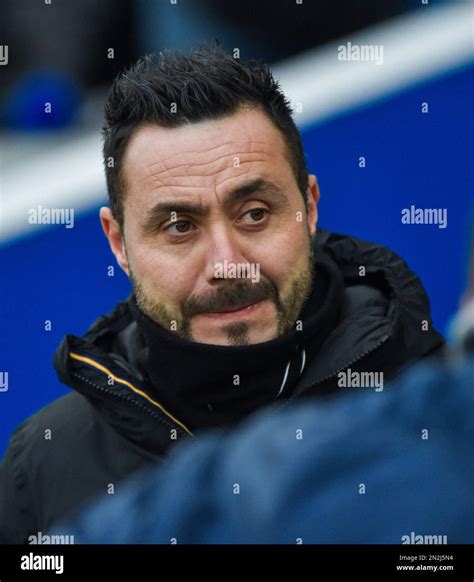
0 133 105 243
1 2 472 243
273 2 473 127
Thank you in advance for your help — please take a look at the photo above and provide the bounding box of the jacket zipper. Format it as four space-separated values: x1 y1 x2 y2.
71 371 194 438
277 333 390 410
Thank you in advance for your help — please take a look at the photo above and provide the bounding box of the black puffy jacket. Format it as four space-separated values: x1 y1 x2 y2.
0 231 444 543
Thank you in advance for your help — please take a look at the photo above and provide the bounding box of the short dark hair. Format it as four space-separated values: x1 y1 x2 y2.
102 43 309 229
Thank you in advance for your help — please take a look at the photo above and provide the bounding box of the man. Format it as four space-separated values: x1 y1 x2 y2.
0 44 444 543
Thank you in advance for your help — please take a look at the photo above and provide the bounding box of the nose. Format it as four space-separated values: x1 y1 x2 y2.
203 224 248 282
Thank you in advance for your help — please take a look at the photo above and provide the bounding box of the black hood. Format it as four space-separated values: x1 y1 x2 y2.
53 229 444 445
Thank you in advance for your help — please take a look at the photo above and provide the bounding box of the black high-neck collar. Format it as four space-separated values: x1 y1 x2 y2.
129 251 344 431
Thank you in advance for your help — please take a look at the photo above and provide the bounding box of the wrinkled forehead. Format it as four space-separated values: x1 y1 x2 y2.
121 108 291 200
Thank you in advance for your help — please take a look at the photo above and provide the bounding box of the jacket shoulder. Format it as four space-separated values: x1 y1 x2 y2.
5 392 98 463
0 393 96 543
20 391 95 435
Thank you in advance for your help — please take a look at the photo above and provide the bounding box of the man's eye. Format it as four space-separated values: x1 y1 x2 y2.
242 208 269 224
166 220 194 235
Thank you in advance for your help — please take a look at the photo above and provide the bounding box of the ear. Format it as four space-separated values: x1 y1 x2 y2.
306 174 320 237
99 207 129 275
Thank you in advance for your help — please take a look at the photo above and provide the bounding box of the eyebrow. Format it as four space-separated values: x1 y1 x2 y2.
141 178 288 235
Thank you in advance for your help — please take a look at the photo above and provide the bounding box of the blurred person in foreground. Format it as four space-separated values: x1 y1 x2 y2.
56 241 474 543
0 44 444 543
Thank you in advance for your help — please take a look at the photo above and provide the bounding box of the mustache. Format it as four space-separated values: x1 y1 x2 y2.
182 279 279 317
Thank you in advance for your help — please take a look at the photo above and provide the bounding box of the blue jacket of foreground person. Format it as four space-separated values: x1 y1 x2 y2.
57 357 474 544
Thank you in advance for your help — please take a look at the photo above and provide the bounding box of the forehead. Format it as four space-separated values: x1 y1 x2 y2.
121 107 293 203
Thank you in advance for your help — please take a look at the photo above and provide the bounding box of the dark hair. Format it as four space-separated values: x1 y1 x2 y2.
102 43 309 229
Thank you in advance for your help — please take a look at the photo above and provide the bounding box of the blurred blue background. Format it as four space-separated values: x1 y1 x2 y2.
1 0 472 457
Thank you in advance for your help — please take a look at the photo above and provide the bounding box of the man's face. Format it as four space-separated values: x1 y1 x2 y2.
102 106 319 346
